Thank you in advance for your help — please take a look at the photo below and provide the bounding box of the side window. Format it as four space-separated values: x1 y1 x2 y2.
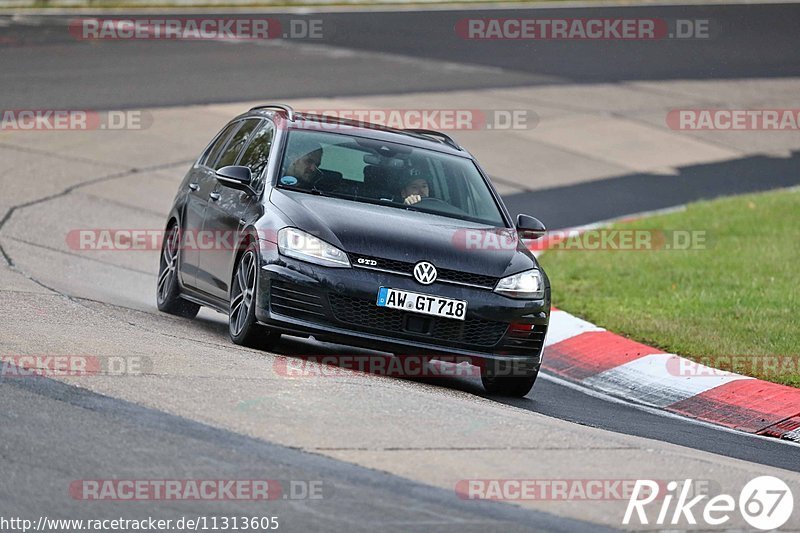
237 120 275 189
214 119 261 170
202 121 239 168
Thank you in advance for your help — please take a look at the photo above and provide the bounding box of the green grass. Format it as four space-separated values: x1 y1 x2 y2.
539 188 800 387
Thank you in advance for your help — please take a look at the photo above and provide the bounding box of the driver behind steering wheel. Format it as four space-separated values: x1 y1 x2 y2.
399 175 430 205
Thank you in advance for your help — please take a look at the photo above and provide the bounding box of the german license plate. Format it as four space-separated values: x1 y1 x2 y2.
376 287 467 321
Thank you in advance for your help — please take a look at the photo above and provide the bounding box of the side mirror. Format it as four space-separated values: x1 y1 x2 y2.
216 165 254 194
516 214 546 240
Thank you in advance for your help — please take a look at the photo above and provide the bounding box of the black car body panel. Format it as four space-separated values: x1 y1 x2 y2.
268 189 541 280
161 106 551 374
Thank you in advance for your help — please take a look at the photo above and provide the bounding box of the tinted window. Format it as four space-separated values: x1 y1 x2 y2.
238 120 275 189
202 121 239 167
215 119 261 170
318 143 366 182
277 130 505 226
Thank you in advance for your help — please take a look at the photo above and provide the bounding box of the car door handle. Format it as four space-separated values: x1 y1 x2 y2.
209 192 221 201
188 183 199 191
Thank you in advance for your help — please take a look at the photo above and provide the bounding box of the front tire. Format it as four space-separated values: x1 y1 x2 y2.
156 223 200 319
229 243 280 349
481 360 539 397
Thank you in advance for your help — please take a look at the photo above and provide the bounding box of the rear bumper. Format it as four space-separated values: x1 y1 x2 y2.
254 253 550 364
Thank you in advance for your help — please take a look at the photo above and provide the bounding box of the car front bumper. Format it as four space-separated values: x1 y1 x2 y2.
254 252 550 365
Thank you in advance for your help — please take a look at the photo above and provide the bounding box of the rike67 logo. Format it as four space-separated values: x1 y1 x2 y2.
623 476 794 530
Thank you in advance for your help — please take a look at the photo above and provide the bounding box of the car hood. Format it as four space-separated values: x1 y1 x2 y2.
269 189 537 278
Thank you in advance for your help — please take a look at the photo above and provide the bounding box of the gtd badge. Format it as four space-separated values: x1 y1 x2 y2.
413 261 437 285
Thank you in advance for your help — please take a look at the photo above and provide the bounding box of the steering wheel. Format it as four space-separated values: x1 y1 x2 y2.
414 197 450 207
411 196 468 216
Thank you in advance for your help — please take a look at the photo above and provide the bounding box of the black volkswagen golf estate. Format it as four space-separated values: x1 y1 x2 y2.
158 104 550 396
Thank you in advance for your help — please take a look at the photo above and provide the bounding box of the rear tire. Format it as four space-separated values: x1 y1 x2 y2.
229 243 280 349
481 360 539 397
156 223 200 319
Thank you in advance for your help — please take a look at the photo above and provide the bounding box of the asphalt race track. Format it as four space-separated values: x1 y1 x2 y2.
3 4 800 108
1 4 800 531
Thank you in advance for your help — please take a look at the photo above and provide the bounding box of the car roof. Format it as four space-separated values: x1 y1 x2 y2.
243 107 472 158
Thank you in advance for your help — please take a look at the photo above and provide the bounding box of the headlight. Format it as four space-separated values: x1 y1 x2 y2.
494 269 544 299
277 228 351 268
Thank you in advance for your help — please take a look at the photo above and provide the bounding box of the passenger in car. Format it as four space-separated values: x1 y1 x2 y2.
282 142 324 189
399 176 430 205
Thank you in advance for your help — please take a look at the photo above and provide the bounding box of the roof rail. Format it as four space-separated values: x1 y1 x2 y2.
405 128 461 150
249 104 295 122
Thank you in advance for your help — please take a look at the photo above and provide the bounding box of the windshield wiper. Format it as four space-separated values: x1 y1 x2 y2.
279 185 343 199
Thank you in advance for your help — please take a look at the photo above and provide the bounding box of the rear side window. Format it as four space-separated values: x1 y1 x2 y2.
214 119 261 170
202 121 239 168
238 120 275 190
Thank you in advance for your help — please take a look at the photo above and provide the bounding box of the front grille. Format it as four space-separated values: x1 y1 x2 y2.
501 324 548 355
330 294 405 331
436 267 497 288
430 317 509 347
328 293 508 347
270 280 326 319
354 256 413 275
350 254 498 289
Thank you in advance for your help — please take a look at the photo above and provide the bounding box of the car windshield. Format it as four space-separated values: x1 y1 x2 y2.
276 129 506 226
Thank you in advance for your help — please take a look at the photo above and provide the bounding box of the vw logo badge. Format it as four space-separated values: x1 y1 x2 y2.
413 261 437 285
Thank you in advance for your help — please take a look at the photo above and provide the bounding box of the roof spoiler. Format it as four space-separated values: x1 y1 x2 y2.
404 128 461 151
249 104 295 122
